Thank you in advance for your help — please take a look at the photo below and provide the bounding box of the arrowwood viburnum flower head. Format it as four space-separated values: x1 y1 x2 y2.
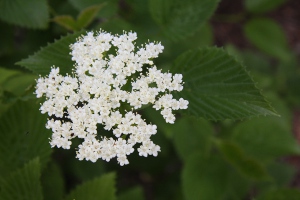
36 30 188 166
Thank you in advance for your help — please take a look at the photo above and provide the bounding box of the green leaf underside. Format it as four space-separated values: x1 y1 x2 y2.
0 101 52 175
244 18 290 61
64 172 116 200
216 139 269 181
0 158 43 200
172 47 277 120
149 0 219 41
0 0 48 29
16 31 84 76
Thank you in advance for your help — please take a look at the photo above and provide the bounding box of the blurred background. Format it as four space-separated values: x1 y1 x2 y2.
0 0 300 199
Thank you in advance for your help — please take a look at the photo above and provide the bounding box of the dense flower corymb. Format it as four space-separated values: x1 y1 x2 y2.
36 30 188 166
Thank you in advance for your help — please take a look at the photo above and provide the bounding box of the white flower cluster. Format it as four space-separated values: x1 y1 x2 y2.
36 30 188 166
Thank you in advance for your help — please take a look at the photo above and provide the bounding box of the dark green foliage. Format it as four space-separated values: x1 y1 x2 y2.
172 117 214 161
1 0 299 199
244 18 291 61
64 172 116 200
149 0 220 41
16 31 84 76
172 47 277 120
0 101 52 175
0 158 43 200
0 0 49 29
245 0 286 13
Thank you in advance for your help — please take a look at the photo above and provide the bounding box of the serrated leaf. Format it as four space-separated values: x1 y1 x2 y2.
52 15 77 31
149 0 219 41
171 47 277 120
16 31 84 76
244 18 291 61
0 101 52 175
64 172 116 200
118 186 144 200
170 23 213 58
231 117 300 161
0 0 49 29
0 158 43 200
257 188 300 200
182 153 252 200
245 0 286 13
215 139 269 181
173 117 213 161
77 4 105 29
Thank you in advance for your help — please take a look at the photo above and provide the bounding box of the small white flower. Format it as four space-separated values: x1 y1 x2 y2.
36 30 188 166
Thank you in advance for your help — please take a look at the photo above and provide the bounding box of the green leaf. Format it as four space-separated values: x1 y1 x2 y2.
257 188 300 200
41 161 65 200
149 0 219 41
68 159 105 182
52 15 77 31
0 158 43 200
16 31 84 76
244 18 291 61
0 101 52 175
0 0 49 29
118 186 144 200
215 139 269 181
0 91 18 104
53 4 104 31
77 4 105 29
173 117 214 161
182 153 230 200
245 0 286 13
231 117 300 161
171 47 277 120
170 23 213 58
64 172 116 200
182 153 252 200
267 162 296 187
0 68 36 112
2 73 36 96
0 67 21 83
